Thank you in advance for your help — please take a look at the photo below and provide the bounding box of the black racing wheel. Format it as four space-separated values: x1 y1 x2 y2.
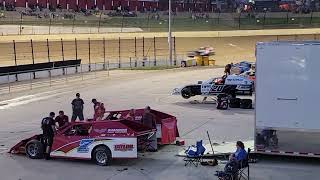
25 140 44 159
92 146 112 166
181 87 192 99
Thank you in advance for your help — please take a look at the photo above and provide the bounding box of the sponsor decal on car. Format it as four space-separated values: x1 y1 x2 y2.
237 85 251 90
114 144 134 151
94 128 107 134
77 139 94 153
227 78 245 82
107 128 128 134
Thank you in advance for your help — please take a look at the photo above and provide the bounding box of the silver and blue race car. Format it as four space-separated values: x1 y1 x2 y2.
172 75 253 99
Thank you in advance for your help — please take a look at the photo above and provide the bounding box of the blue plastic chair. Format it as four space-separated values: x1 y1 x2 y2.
183 140 206 167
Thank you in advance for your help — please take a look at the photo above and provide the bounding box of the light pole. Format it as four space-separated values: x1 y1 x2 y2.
168 0 172 66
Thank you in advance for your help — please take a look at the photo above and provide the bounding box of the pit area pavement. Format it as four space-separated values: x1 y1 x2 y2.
0 67 319 180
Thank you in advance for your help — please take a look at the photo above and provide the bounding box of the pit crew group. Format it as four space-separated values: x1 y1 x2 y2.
40 92 157 160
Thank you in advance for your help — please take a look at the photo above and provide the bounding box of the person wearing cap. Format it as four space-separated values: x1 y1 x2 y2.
41 112 56 160
71 93 84 122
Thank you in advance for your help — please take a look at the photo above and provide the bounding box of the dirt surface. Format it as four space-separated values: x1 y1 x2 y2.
0 68 320 180
0 29 320 67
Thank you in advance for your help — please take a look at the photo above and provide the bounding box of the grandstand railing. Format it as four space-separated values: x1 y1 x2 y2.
1 11 320 34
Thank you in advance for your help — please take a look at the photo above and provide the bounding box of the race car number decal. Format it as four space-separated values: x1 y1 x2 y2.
211 85 224 92
77 139 94 153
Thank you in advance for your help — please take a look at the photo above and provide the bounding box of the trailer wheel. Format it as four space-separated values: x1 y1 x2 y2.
181 88 192 99
25 140 44 159
92 146 112 166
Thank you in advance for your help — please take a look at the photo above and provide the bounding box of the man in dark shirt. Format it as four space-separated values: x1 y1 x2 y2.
55 110 69 128
142 106 156 129
71 93 84 122
41 112 56 160
142 106 157 151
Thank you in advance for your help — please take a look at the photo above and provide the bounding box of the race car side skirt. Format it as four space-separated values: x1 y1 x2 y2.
50 155 91 160
50 155 139 160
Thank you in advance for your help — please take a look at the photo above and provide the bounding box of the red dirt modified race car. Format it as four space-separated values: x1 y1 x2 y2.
9 109 179 166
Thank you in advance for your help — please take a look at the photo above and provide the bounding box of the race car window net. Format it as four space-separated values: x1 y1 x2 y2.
64 124 93 136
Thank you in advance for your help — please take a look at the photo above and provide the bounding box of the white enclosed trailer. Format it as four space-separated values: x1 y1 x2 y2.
255 41 320 157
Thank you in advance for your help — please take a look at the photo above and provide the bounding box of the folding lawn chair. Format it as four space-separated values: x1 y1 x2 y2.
138 132 157 152
183 140 206 167
216 171 238 180
238 148 251 180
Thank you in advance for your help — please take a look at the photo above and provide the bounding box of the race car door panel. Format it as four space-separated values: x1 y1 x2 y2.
51 124 93 158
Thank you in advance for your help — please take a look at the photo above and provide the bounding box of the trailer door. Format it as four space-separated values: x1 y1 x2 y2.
256 42 320 155
256 43 305 129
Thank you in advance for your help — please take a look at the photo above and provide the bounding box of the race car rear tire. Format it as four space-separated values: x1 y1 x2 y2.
181 88 192 99
25 140 44 159
229 98 241 108
93 146 112 166
240 99 253 109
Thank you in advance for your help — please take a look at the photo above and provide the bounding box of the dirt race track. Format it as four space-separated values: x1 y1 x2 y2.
1 28 320 67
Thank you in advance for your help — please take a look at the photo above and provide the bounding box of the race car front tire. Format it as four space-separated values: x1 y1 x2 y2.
92 146 112 166
25 140 44 159
181 88 192 99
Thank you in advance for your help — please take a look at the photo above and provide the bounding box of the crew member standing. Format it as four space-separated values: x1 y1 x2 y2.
91 99 104 121
224 64 231 76
41 112 56 160
142 106 157 151
55 110 69 129
71 93 84 122
125 109 136 121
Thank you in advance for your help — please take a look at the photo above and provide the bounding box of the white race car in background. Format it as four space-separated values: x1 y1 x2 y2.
172 75 253 99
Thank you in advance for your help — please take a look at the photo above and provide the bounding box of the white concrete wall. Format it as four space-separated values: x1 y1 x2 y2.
66 67 77 75
95 63 105 71
35 71 50 79
17 73 32 81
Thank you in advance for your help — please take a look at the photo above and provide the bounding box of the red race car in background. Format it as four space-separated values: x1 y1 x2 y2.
9 108 179 166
